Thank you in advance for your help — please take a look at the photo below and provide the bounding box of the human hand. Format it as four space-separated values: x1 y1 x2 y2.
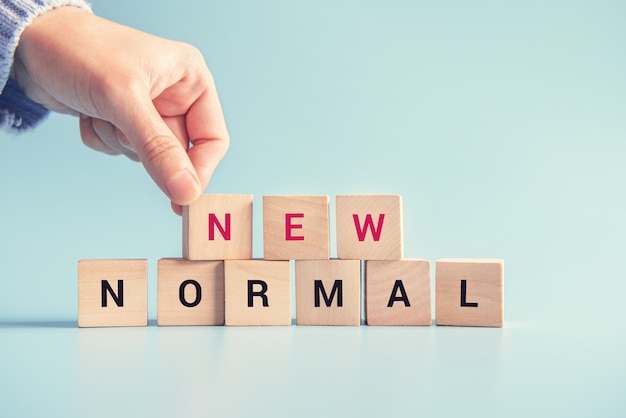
12 7 229 214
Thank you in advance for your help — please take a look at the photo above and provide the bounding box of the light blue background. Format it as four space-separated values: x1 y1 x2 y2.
1 1 625 417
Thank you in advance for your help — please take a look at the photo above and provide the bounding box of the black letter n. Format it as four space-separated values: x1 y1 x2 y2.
101 280 123 307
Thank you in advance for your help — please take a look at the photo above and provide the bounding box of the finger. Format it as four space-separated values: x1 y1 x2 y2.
163 115 190 149
79 116 121 156
115 94 202 206
171 201 183 216
92 118 140 162
185 87 230 191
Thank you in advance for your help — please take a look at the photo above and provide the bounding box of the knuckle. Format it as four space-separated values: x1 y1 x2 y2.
140 134 181 164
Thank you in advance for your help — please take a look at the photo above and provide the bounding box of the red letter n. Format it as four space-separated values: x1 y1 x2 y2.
208 213 231 241
353 214 385 242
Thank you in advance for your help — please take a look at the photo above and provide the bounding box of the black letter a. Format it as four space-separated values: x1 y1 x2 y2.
387 280 410 307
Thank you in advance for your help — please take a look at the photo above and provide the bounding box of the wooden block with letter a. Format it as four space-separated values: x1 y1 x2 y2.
224 260 291 326
263 195 330 260
183 194 253 260
336 194 403 260
157 258 224 326
365 259 431 325
78 259 147 327
435 259 504 327
295 259 361 326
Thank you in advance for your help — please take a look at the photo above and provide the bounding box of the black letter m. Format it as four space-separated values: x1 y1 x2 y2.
314 280 343 307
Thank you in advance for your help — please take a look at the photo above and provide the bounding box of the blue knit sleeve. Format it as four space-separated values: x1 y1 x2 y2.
0 0 91 133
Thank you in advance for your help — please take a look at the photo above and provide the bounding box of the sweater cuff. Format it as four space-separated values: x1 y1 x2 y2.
0 0 92 92
0 78 49 132
0 0 91 132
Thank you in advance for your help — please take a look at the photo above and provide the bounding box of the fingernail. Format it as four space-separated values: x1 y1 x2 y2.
165 169 200 204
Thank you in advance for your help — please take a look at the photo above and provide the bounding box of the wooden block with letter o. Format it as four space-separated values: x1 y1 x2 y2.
435 259 504 327
295 259 361 326
365 259 431 326
157 258 225 326
336 194 403 260
78 259 147 327
224 260 291 326
183 194 253 260
263 195 330 260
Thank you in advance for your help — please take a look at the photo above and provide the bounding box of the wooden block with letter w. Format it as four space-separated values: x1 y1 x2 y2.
336 194 403 260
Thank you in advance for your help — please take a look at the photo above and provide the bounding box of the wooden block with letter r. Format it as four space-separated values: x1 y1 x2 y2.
435 259 504 327
78 259 147 327
157 258 224 326
336 194 403 260
295 259 361 326
224 260 291 326
183 194 253 260
263 195 330 260
365 259 431 326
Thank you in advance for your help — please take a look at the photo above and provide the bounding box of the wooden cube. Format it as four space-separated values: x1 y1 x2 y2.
435 259 504 327
183 194 253 260
157 258 224 326
78 259 147 327
263 195 330 260
336 195 403 260
224 260 291 326
295 259 361 326
365 259 431 326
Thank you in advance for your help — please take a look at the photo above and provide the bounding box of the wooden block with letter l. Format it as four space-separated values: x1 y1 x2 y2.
295 259 361 326
78 259 147 327
336 194 403 260
224 260 291 326
157 258 224 326
435 259 504 327
263 195 330 260
365 259 431 326
183 194 253 260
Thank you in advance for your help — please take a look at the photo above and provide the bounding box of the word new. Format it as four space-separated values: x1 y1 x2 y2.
78 194 504 327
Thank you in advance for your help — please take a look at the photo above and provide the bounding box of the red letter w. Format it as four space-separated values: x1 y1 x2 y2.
352 214 385 241
208 213 231 240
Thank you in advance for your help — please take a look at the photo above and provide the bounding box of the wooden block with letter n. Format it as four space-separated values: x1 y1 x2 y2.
183 194 253 260
295 259 361 326
435 259 504 327
78 259 147 327
157 258 224 326
224 260 291 326
263 195 330 260
365 259 431 326
336 194 403 260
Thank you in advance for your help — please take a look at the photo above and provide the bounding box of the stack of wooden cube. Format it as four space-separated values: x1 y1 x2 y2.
78 194 503 327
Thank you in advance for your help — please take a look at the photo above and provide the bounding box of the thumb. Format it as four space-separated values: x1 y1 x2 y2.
117 99 202 206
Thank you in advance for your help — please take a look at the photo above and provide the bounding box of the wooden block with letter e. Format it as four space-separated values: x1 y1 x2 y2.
157 258 224 326
295 259 361 326
365 259 431 326
78 259 147 327
435 259 504 327
224 260 291 326
336 194 403 260
263 195 330 260
183 194 253 260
